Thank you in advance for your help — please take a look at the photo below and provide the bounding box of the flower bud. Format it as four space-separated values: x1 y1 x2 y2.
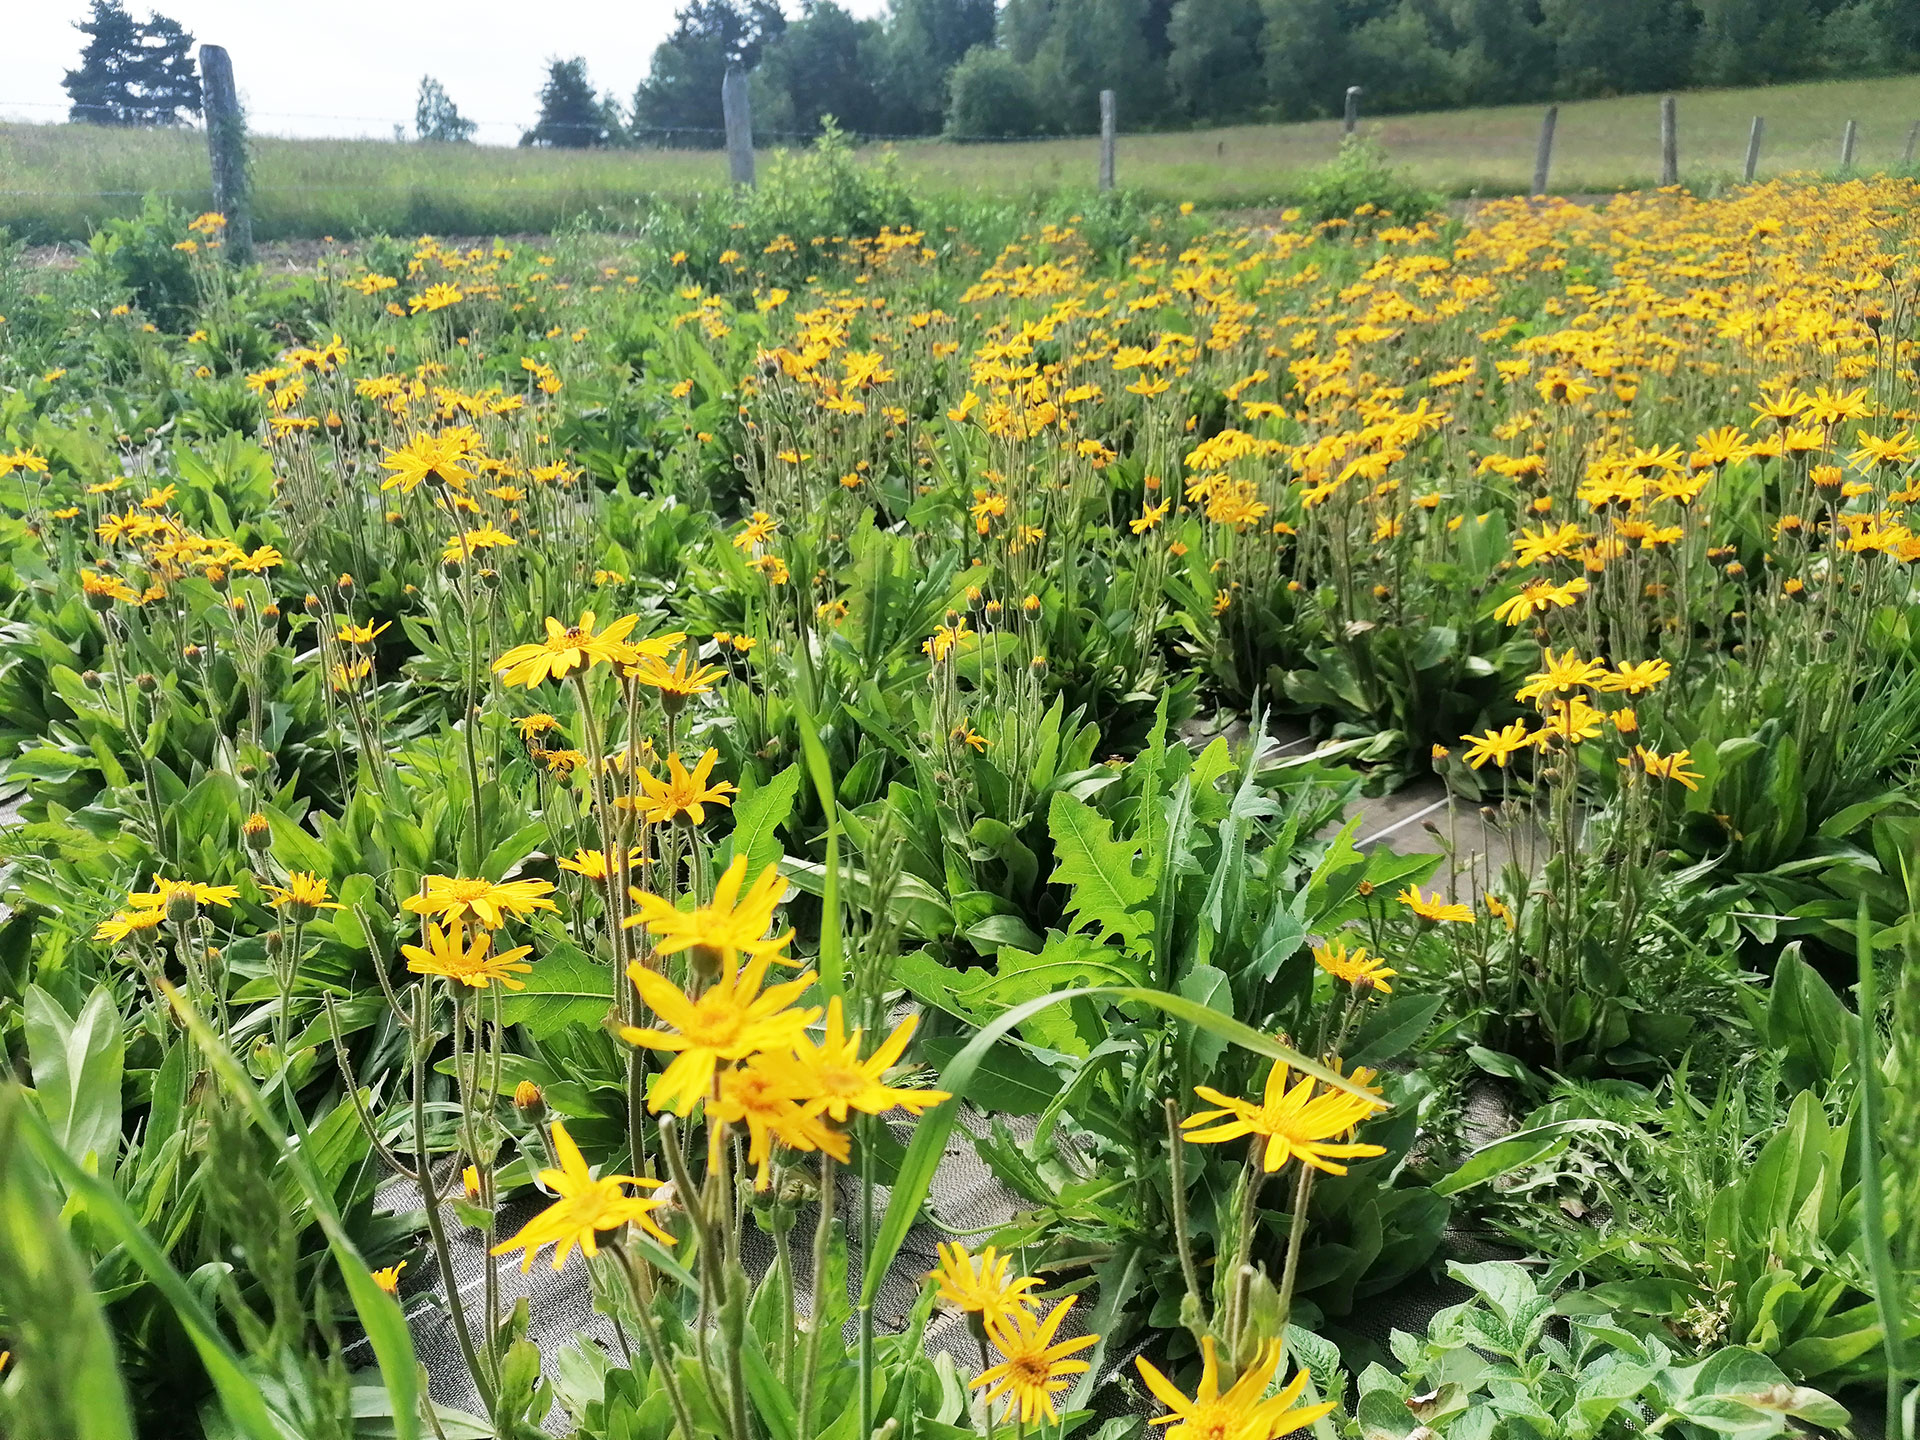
513 1081 545 1118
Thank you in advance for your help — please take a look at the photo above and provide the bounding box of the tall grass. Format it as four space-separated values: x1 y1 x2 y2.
5 72 1919 243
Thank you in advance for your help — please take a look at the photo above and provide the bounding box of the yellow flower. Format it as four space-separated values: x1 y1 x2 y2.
260 872 343 920
1136 1337 1335 1440
972 1297 1098 1425
1397 885 1475 924
371 1261 406 1294
402 920 535 990
628 647 726 699
489 1119 672 1272
403 875 557 929
556 847 644 883
733 511 778 551
1602 657 1672 695
1461 720 1531 769
761 996 951 1123
931 1243 1042 1329
617 949 820 1115
1515 647 1608 704
631 748 738 825
94 908 166 943
493 611 659 687
622 855 794 962
1312 939 1395 993
1492 575 1587 626
380 431 475 493
124 877 241 914
708 1056 849 1190
1183 1061 1387 1175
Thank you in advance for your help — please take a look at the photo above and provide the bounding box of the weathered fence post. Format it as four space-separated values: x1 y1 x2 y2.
1343 86 1362 137
1531 105 1557 198
722 66 754 187
1659 94 1677 187
196 44 251 264
1841 119 1858 169
1099 89 1116 193
1905 121 1919 168
1744 116 1764 184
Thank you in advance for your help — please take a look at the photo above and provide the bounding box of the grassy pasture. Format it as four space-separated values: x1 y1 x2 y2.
4 71 1919 243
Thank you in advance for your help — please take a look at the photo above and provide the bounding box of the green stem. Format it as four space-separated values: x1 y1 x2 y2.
797 1153 837 1440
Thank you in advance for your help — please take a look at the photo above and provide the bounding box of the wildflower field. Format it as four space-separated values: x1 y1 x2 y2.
0 158 1917 1440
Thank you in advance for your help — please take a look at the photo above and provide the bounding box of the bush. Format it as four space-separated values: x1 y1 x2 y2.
944 46 1042 140
84 194 198 329
1298 134 1442 229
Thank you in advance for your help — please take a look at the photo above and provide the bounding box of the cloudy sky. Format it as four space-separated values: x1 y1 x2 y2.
4 1 886 140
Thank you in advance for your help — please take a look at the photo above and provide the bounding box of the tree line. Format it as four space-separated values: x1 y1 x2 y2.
611 0 1920 143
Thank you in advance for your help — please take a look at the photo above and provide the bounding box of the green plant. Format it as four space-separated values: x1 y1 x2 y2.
1299 137 1442 231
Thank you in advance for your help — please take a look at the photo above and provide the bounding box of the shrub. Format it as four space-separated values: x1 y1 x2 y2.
1298 134 1442 229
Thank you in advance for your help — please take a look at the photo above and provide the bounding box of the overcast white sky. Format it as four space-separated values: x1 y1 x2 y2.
3 1 887 141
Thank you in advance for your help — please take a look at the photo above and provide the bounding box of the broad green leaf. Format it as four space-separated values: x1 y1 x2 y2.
497 940 615 1038
1048 792 1151 948
723 763 801 880
25 983 124 1169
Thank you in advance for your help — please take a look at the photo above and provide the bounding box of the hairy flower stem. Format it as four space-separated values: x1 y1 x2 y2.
1271 1160 1316 1342
410 988 495 1410
609 1240 700 1440
797 1152 837 1440
1163 1099 1207 1331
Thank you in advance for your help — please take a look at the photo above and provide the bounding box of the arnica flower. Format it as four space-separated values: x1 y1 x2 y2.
380 431 474 494
708 1056 849 1189
931 1243 1042 1329
1397 885 1475 924
759 996 951 1124
1136 1337 1335 1440
1461 719 1531 769
628 647 725 701
403 874 557 930
94 907 166 943
261 872 343 922
493 612 674 688
1515 647 1609 704
972 1297 1098 1425
623 855 792 960
630 748 737 826
1183 1062 1387 1175
1313 939 1396 993
402 920 535 991
490 1119 672 1273
124 877 242 920
555 847 644 883
618 948 820 1115
371 1261 406 1295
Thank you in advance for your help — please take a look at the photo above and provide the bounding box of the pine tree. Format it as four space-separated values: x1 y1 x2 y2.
521 57 608 147
62 0 201 127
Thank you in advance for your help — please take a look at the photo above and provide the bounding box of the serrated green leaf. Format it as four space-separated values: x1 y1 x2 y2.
1047 791 1151 948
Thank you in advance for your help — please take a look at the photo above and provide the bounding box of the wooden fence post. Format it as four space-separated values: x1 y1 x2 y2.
1905 121 1919 168
1659 95 1677 187
1343 86 1362 138
1531 105 1557 198
1744 116 1764 184
1099 90 1116 193
196 44 251 264
1841 119 1858 170
722 66 754 187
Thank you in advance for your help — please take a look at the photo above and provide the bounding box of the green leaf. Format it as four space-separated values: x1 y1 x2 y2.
1435 1119 1623 1197
789 695 843 1000
859 983 1381 1307
24 983 125 1169
497 940 615 1038
9 1092 277 1440
162 985 422 1440
0 1089 137 1440
724 763 801 881
1767 946 1850 1090
1047 792 1151 948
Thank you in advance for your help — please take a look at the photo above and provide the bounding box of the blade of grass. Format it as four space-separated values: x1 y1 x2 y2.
1856 898 1909 1440
0 1088 137 1440
789 694 843 1000
10 1092 281 1440
860 983 1381 1306
162 981 422 1440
